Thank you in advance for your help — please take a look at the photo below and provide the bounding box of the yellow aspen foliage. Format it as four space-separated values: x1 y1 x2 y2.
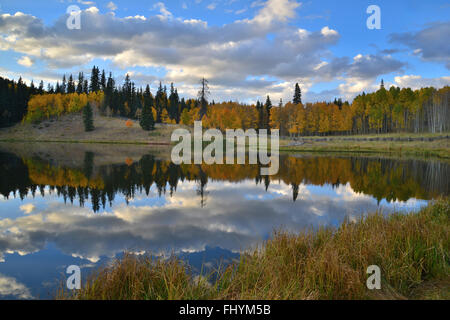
25 92 100 123
161 108 170 124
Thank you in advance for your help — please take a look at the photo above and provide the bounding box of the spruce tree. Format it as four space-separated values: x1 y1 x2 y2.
67 74 75 93
100 69 106 91
89 66 100 92
293 83 302 104
140 102 155 131
77 72 84 94
265 95 272 129
83 102 95 132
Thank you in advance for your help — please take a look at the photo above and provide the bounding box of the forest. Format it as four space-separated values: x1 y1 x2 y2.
0 66 449 135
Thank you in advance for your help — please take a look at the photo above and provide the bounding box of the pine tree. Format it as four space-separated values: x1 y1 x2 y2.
77 72 84 94
89 66 100 92
265 95 272 129
83 79 89 94
100 69 106 91
61 75 67 94
293 83 302 104
140 102 155 131
67 74 75 93
169 83 180 122
83 102 95 132
198 78 210 119
38 80 44 94
256 100 264 129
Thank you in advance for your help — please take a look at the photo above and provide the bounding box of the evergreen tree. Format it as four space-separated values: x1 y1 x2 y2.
198 78 210 119
89 66 100 92
100 69 106 91
38 80 44 94
155 82 164 123
143 84 154 110
293 83 302 104
83 102 95 132
256 100 264 129
67 74 75 93
61 75 67 94
140 102 155 131
265 95 272 129
77 72 84 94
83 79 89 94
169 83 180 122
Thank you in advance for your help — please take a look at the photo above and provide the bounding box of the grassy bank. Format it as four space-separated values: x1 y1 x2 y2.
60 199 449 300
1 116 448 159
0 113 177 145
279 133 450 159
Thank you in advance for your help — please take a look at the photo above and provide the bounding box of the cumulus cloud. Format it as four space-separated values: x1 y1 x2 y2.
19 203 35 214
394 75 450 89
0 274 33 299
390 22 450 69
347 54 406 79
0 1 407 102
17 56 34 67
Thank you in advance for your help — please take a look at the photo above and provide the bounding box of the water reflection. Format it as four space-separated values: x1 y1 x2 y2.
0 146 448 299
1 152 448 212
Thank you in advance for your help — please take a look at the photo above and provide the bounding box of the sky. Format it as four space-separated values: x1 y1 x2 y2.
0 0 449 103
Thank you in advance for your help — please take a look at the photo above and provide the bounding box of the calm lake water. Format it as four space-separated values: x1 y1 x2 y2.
0 142 448 299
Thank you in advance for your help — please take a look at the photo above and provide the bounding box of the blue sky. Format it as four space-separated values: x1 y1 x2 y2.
0 0 448 103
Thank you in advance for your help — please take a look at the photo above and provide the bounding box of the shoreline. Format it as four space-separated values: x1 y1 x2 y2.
1 136 448 159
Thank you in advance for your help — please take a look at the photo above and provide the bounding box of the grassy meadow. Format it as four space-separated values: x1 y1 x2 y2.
59 198 449 300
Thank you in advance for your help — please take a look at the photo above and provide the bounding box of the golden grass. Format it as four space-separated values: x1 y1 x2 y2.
59 198 449 300
0 113 181 145
279 138 450 159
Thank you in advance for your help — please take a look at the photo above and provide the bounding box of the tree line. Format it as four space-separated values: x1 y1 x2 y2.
0 76 44 127
1 65 449 135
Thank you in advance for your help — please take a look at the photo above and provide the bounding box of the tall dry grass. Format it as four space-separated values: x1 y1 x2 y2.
59 198 449 300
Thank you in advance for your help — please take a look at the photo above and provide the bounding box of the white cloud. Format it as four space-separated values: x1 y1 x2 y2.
0 274 33 299
153 2 172 20
390 22 450 70
106 1 117 11
20 203 35 214
17 56 33 67
251 0 301 26
394 75 450 89
0 1 406 102
321 26 338 37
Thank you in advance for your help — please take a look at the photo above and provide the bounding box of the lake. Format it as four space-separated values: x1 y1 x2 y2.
0 142 448 299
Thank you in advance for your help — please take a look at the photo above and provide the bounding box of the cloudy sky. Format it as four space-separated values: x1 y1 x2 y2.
0 0 449 103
